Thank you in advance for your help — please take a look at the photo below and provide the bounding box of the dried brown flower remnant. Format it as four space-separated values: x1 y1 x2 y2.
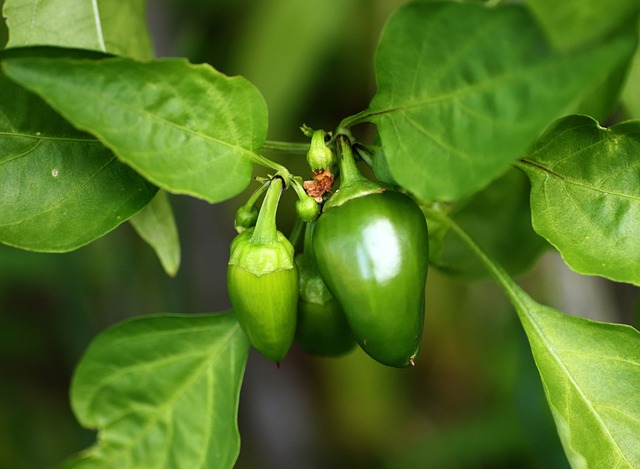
303 169 334 202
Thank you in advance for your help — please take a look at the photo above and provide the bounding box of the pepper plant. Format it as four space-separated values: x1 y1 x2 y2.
1 0 640 467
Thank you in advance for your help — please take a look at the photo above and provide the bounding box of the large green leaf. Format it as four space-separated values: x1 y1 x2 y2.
0 72 156 251
516 301 640 468
2 57 268 204
3 0 153 59
437 211 640 468
428 168 547 279
363 2 637 202
518 115 640 286
526 0 640 51
65 313 250 469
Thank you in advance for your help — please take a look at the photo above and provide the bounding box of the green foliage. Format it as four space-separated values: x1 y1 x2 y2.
1 0 639 468
519 115 640 286
129 190 181 277
526 0 640 51
436 211 640 468
0 72 156 251
2 57 268 204
3 0 153 59
519 300 640 468
65 313 249 468
362 2 637 201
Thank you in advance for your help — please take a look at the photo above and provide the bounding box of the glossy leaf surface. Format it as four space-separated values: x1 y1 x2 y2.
0 72 156 251
66 313 250 469
2 57 267 204
3 0 153 59
130 190 181 277
518 115 640 286
366 2 637 202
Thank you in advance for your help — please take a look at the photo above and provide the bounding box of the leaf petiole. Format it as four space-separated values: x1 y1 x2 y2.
247 152 292 179
337 109 373 130
262 140 310 154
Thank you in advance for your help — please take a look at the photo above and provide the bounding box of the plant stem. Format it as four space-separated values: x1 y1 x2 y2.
245 180 270 208
288 217 304 249
336 134 367 187
289 177 310 201
337 109 373 130
252 177 283 245
262 140 310 154
248 152 291 177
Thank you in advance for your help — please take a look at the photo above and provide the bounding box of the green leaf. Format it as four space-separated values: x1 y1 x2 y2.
364 2 637 202
526 0 640 51
518 115 640 286
3 0 153 59
130 190 181 277
517 301 640 468
66 312 250 469
0 72 156 252
2 57 268 204
428 168 547 279
436 211 640 468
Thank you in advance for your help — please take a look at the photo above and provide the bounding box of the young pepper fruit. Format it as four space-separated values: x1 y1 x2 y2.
313 135 429 368
295 221 355 357
227 177 298 362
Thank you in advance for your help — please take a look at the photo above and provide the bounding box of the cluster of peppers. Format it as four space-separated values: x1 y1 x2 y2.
227 130 429 368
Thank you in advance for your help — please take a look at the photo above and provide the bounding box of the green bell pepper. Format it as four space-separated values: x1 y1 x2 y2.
313 135 428 367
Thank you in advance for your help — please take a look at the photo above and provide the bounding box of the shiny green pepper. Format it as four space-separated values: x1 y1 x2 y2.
227 178 298 362
313 136 428 368
295 222 355 357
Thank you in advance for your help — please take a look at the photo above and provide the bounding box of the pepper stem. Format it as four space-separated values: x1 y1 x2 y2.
245 179 270 209
303 220 316 260
321 134 383 210
336 134 367 188
297 221 319 273
290 177 308 200
252 177 284 245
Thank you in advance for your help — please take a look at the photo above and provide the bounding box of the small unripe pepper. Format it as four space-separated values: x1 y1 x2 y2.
303 129 335 202
295 195 320 223
234 204 258 233
306 129 334 171
227 177 298 362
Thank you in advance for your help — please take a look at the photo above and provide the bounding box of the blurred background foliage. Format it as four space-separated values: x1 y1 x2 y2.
0 1 638 468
